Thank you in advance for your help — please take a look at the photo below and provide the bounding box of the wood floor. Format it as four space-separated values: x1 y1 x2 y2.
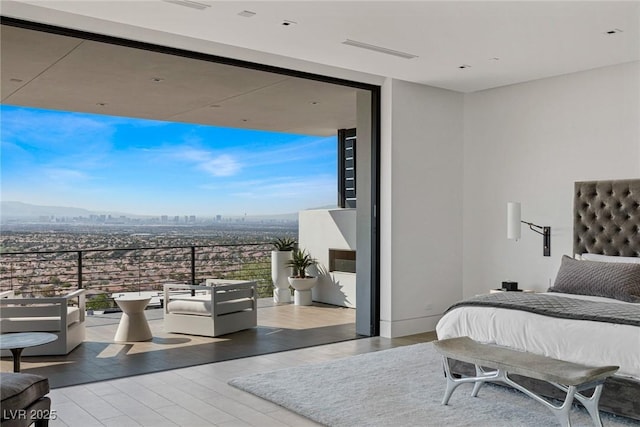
1 300 361 388
1 299 437 426
44 332 436 426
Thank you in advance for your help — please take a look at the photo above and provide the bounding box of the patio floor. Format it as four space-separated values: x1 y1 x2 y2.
44 331 437 426
1 299 359 388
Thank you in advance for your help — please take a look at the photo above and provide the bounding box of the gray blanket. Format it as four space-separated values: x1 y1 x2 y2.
447 292 640 327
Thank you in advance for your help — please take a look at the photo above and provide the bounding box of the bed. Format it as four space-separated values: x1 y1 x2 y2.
436 179 640 420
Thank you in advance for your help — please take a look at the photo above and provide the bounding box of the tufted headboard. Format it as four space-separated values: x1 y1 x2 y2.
574 179 640 257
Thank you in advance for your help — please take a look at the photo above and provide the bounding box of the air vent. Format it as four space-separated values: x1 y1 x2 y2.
163 0 210 11
342 39 418 59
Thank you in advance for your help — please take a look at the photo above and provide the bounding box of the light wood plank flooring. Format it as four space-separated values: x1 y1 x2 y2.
46 332 436 426
1 300 360 388
2 299 437 426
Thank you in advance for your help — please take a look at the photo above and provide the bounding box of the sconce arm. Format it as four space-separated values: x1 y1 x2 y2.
521 221 545 236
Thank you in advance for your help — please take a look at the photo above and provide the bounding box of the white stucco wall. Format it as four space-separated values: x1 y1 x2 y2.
380 78 464 337
463 61 640 298
299 208 357 308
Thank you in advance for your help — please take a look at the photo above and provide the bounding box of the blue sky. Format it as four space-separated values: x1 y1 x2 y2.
1 105 337 216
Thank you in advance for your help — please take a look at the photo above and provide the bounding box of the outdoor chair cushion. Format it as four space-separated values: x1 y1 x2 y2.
167 295 213 317
0 373 50 413
0 306 81 332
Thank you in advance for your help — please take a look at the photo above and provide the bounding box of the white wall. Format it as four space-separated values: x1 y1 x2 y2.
299 208 357 308
380 79 464 337
463 62 640 298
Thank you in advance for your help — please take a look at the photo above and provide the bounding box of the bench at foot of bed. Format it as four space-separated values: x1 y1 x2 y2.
433 336 619 427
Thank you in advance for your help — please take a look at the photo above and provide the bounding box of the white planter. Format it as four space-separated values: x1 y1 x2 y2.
271 251 293 303
288 276 317 305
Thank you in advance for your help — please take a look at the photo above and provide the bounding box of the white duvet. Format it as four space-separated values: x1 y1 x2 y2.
435 292 640 380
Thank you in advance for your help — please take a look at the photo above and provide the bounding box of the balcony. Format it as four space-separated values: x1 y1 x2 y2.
0 242 437 426
0 243 358 388
1 298 357 388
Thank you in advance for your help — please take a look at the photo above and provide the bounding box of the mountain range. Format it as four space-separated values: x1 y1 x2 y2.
0 201 332 222
1 201 137 219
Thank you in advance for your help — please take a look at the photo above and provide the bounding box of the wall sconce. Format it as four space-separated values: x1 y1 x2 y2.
507 202 551 256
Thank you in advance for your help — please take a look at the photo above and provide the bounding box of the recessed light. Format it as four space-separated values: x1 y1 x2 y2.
489 57 500 61
96 102 107 106
242 119 248 122
238 10 256 18
605 28 623 35
210 104 221 108
151 77 164 83
282 20 297 26
458 64 471 69
9 78 23 83
309 101 320 105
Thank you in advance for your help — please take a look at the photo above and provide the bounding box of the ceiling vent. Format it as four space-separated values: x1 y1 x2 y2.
163 0 210 11
342 39 418 59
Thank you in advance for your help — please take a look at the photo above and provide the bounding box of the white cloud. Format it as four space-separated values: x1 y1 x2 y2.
198 154 240 177
232 176 336 200
42 168 92 189
170 148 241 177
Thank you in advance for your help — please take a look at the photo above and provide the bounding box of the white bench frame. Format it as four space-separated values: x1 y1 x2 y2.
163 280 257 337
433 337 619 427
0 289 86 356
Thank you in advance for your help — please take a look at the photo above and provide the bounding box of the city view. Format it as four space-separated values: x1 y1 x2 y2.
1 105 333 308
0 219 298 309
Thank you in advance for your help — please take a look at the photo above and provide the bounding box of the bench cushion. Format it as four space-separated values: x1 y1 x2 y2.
0 373 49 413
434 336 619 386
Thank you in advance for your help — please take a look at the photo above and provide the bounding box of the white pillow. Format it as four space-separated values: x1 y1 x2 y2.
580 253 640 264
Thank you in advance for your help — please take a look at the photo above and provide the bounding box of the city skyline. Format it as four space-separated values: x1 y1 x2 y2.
1 105 338 216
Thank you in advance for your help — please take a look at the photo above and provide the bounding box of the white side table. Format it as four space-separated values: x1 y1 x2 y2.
114 297 152 342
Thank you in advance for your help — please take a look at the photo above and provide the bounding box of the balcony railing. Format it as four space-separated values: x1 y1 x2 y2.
0 243 274 303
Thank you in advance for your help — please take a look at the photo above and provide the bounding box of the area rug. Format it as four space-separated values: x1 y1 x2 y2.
229 342 638 427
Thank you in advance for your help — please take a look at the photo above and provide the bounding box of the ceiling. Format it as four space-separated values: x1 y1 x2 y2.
0 24 359 136
1 1 638 93
0 1 638 135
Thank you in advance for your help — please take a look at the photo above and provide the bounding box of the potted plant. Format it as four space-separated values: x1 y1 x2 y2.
271 237 296 303
287 248 318 305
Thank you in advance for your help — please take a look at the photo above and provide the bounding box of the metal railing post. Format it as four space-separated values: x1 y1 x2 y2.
0 242 273 297
77 251 83 289
190 246 196 285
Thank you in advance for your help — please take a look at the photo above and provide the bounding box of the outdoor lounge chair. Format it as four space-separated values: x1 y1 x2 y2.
0 289 86 356
163 280 257 337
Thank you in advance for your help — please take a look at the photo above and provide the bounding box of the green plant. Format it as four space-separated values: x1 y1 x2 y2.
272 237 296 251
286 248 317 278
86 293 113 310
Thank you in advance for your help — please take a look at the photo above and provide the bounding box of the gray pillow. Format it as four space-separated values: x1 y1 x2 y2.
549 255 640 303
